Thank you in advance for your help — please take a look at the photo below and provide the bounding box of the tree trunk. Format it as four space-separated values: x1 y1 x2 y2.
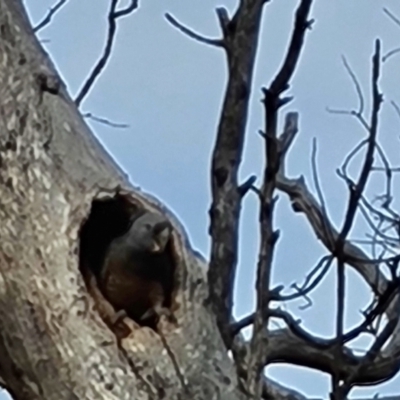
0 1 244 399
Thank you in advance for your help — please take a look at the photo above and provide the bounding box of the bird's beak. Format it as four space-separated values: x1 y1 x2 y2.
152 223 172 252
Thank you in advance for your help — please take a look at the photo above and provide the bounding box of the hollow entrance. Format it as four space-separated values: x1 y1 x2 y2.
79 195 175 330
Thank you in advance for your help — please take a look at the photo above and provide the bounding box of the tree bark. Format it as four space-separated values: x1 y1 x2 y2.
0 1 244 399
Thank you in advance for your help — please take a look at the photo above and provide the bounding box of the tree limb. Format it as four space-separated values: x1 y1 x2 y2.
33 0 68 32
247 1 314 395
0 1 248 398
75 0 138 107
164 13 223 47
207 0 266 349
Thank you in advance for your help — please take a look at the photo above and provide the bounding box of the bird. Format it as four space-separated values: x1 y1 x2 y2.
99 211 174 325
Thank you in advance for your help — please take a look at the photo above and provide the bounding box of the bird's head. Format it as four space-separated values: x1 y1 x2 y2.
127 212 172 253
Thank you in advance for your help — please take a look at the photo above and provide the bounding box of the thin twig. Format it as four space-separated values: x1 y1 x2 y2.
375 143 393 208
287 255 333 303
339 299 399 395
311 139 334 247
327 55 371 140
75 0 138 107
383 8 400 28
326 107 370 131
382 47 400 63
342 55 365 116
82 112 129 128
331 40 382 400
391 100 400 122
165 13 223 47
337 41 382 243
33 0 68 33
341 139 368 178
113 1 138 18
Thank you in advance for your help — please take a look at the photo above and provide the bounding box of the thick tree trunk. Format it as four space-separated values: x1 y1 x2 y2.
0 1 244 399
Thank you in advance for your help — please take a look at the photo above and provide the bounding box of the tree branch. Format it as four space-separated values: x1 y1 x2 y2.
82 112 129 129
164 13 223 47
336 40 382 248
33 0 68 33
75 0 138 107
247 1 314 395
207 0 267 349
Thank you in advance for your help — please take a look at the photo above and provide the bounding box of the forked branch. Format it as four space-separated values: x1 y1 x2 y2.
75 0 138 107
246 0 314 395
33 0 68 32
207 0 266 349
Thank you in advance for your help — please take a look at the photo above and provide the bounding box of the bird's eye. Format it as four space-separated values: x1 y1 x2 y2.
145 223 152 230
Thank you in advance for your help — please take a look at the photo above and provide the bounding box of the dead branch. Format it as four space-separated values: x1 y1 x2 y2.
325 40 382 399
33 0 68 32
341 55 365 115
383 7 400 28
82 112 129 128
75 0 138 107
266 327 400 387
207 0 267 350
326 57 370 132
164 13 223 47
285 255 333 304
311 139 335 247
236 320 400 392
336 40 382 247
275 116 400 374
382 47 400 62
276 173 400 308
246 1 314 395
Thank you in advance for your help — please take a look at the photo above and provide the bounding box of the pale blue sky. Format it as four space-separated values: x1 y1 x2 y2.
4 0 400 398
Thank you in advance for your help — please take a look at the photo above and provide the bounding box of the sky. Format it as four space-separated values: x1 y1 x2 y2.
3 0 400 398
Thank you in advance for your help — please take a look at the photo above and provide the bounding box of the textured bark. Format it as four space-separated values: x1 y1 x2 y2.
0 1 244 399
1 1 399 400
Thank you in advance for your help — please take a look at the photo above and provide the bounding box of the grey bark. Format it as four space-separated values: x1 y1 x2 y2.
0 1 243 399
1 1 400 400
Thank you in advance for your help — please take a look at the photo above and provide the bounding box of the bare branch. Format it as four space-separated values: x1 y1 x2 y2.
276 173 393 301
285 255 333 303
326 55 373 138
82 112 129 128
164 13 223 47
373 145 393 207
337 40 382 245
233 308 332 347
235 328 400 400
340 139 368 178
352 397 400 400
274 173 400 388
383 7 400 28
391 100 400 121
266 326 400 387
341 55 365 116
113 0 137 18
279 112 299 166
268 1 314 97
207 0 267 349
311 139 334 247
74 0 138 107
339 316 399 396
262 376 310 400
330 43 383 397
33 0 68 33
326 107 370 131
246 1 314 395
382 47 400 63
235 314 400 390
